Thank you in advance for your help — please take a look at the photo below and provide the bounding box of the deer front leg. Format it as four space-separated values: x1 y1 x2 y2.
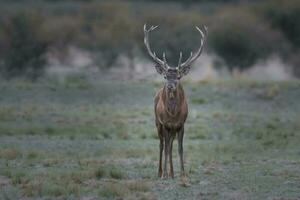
169 133 176 178
162 127 170 179
158 134 163 178
178 126 185 177
156 122 163 178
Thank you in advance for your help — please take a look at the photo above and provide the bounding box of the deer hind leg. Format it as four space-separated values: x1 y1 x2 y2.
157 123 163 178
169 132 176 178
178 126 185 177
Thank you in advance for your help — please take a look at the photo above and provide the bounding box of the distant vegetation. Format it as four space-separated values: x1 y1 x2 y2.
0 0 299 79
0 12 48 79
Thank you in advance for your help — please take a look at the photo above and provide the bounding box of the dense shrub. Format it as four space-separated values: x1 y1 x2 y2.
41 15 81 50
0 0 299 77
256 0 300 77
78 2 139 68
0 11 48 79
208 8 288 71
260 0 300 48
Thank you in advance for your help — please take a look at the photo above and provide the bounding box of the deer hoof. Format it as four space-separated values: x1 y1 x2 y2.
161 172 168 179
180 175 191 187
158 171 162 178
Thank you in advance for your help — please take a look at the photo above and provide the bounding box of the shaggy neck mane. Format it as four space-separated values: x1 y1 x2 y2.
162 83 184 116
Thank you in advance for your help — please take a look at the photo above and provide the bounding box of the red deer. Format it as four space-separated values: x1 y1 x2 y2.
144 24 207 178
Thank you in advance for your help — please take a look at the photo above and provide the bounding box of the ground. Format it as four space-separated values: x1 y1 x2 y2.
0 76 299 200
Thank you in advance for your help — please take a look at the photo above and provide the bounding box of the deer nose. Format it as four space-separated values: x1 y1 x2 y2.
167 83 176 90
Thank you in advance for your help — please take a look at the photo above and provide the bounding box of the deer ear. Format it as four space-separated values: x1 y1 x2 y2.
179 65 191 76
155 64 166 75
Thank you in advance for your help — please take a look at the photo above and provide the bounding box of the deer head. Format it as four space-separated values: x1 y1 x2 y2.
144 24 207 96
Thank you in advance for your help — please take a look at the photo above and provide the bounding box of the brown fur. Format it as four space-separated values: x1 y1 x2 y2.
154 82 188 178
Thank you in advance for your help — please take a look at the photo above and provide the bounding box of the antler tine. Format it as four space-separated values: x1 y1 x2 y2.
163 52 170 69
143 24 158 32
180 25 207 68
177 52 182 68
184 51 193 65
150 25 159 31
144 24 170 69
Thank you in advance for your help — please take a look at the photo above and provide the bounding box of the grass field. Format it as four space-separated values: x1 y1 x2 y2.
0 76 299 200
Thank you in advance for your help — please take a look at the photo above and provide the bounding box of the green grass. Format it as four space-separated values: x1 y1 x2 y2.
0 78 299 199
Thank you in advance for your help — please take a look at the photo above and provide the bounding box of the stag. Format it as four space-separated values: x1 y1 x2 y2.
144 24 207 178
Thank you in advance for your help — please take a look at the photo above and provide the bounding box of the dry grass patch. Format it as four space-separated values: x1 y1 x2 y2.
26 150 40 159
94 165 125 180
98 180 151 199
99 182 130 198
0 148 22 160
42 158 62 167
126 180 151 192
256 84 280 100
0 176 10 187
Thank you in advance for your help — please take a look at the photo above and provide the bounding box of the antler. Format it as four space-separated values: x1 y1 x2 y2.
144 24 170 69
178 26 207 70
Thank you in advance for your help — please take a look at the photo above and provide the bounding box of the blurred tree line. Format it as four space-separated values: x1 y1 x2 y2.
0 0 299 79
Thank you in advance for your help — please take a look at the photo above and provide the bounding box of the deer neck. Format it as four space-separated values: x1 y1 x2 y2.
163 83 184 116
